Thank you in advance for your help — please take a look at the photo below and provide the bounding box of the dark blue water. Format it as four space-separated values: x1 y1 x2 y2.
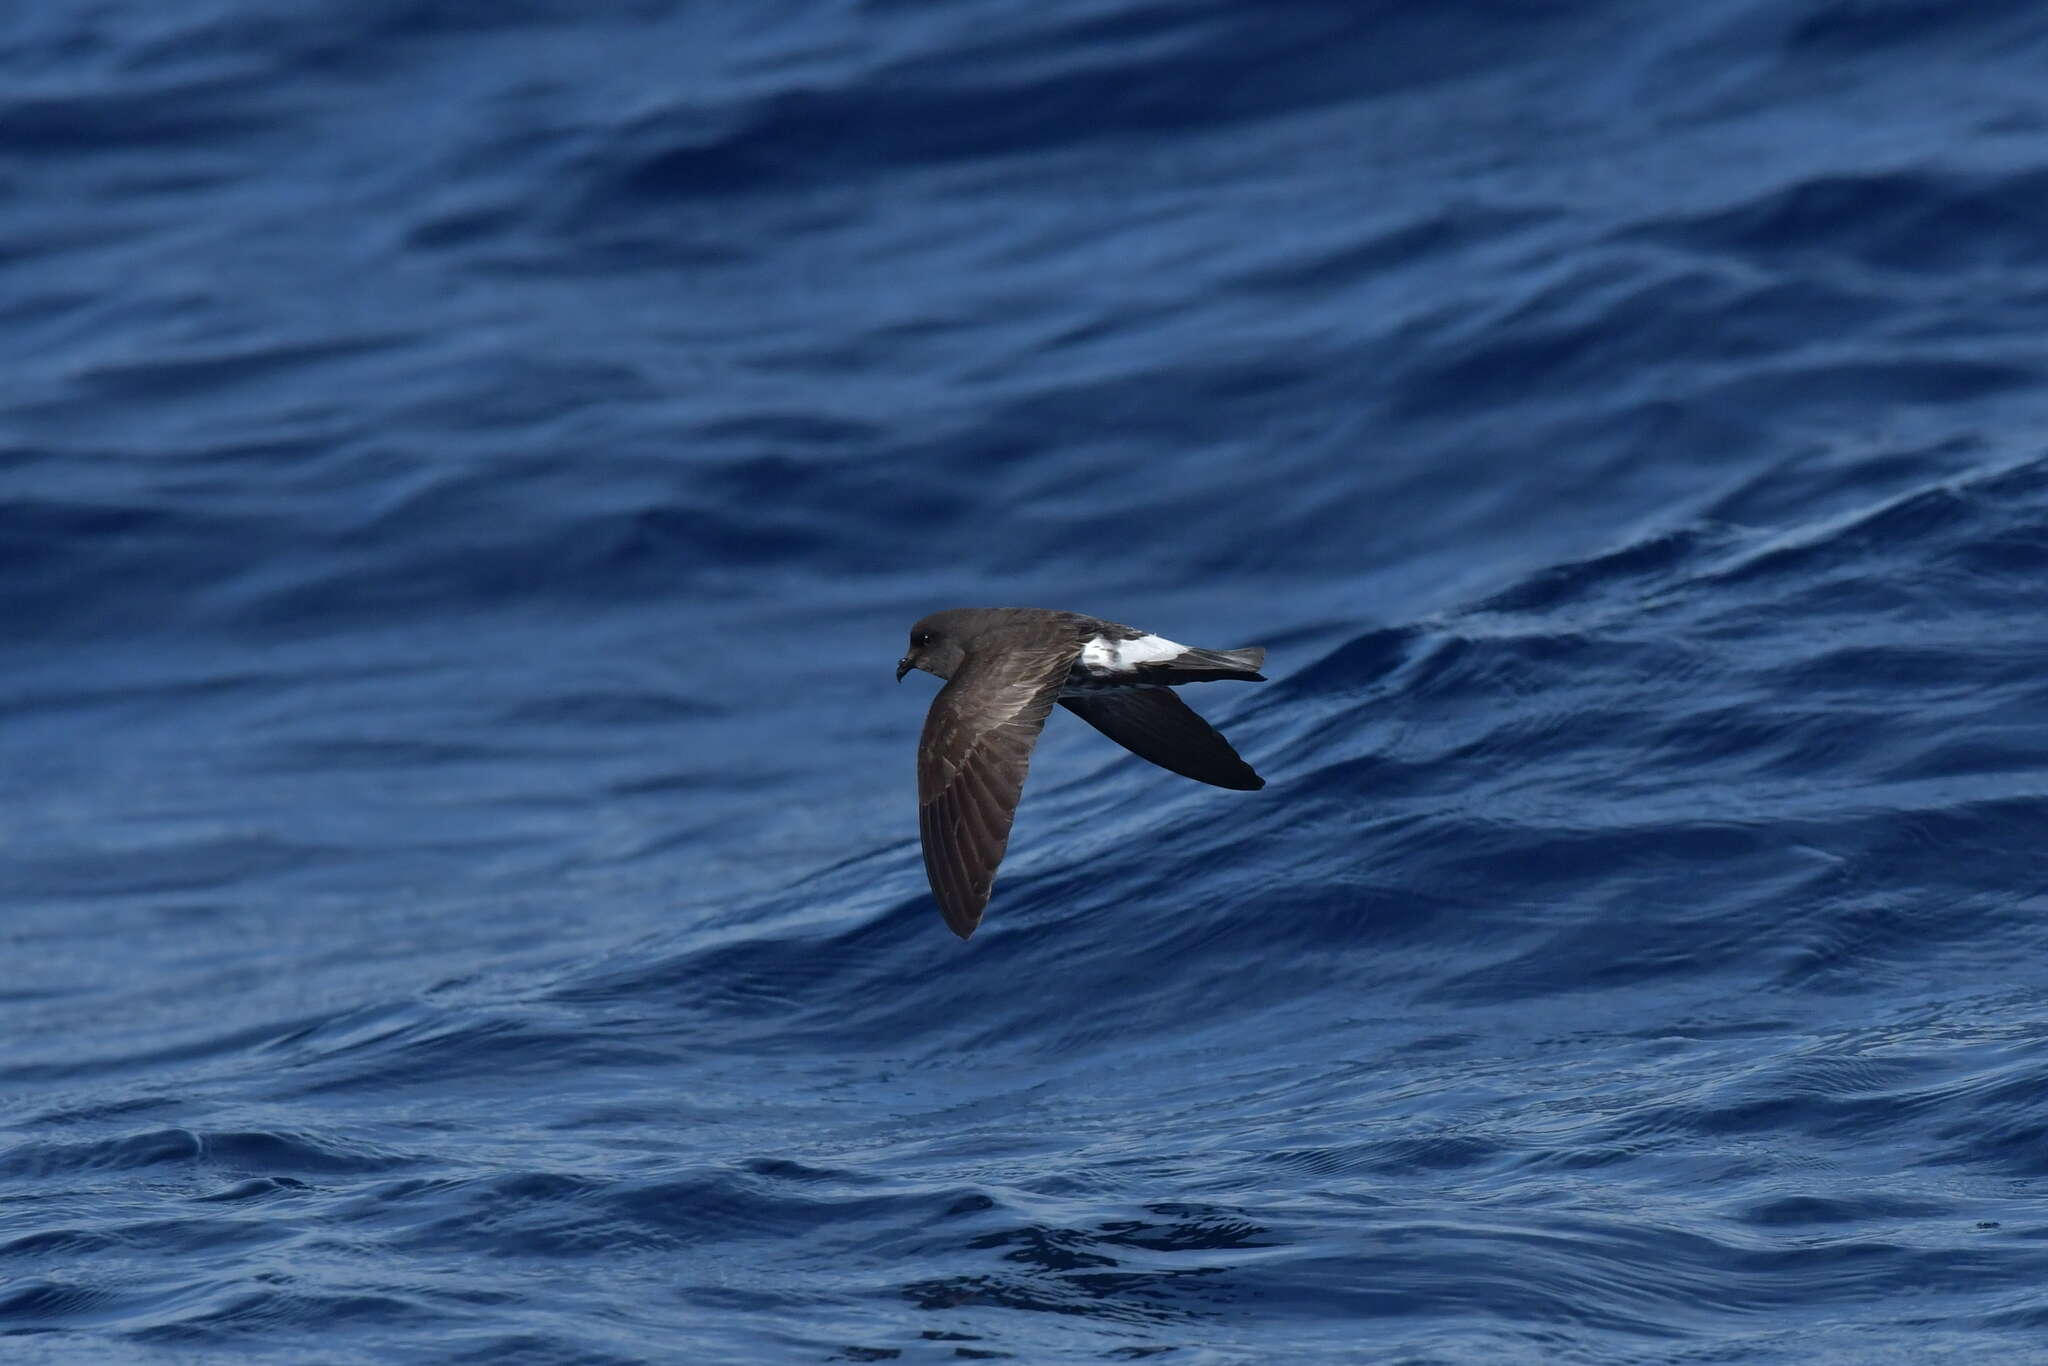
7 2 2048 1361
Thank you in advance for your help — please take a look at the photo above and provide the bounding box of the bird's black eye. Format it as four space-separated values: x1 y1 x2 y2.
914 631 932 646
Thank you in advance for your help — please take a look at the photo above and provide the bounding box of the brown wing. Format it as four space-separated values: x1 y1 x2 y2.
917 642 1078 938
1059 690 1264 790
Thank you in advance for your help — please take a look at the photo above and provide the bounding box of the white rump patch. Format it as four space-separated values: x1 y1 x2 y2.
1080 632 1185 675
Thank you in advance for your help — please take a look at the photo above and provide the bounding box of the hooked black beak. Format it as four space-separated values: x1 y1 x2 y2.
896 657 913 682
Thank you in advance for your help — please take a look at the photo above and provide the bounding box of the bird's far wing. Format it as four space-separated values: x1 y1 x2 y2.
918 639 1078 938
1059 689 1264 790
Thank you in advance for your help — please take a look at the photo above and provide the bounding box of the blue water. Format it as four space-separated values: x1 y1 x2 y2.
6 1 2048 1361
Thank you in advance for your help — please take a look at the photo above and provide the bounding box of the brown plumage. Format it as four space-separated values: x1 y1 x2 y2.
898 608 1267 938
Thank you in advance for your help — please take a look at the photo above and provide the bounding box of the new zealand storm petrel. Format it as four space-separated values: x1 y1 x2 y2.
896 607 1268 938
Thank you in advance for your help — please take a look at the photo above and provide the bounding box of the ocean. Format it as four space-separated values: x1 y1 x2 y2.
4 1 2048 1362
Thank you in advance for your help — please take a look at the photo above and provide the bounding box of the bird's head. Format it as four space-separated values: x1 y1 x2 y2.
897 612 971 682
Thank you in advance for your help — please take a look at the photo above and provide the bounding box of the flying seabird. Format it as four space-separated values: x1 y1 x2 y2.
897 607 1267 938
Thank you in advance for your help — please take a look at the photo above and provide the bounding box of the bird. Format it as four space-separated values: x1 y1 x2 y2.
896 607 1267 938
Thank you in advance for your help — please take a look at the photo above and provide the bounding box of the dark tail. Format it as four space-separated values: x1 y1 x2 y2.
1143 645 1265 684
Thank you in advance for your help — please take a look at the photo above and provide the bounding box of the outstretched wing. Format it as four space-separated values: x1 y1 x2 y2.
1060 690 1264 790
917 640 1078 938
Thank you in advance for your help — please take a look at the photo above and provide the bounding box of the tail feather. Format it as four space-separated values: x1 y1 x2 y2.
1143 645 1266 684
